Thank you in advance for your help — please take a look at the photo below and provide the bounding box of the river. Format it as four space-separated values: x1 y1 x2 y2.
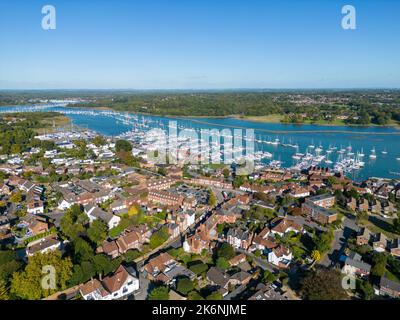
1 103 399 181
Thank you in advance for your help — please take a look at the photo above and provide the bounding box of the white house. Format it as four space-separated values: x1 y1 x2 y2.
268 245 292 268
26 235 61 256
80 265 139 300
58 199 73 211
84 204 121 230
27 200 44 215
341 252 371 278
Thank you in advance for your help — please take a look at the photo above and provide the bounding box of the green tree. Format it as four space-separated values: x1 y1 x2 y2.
115 140 132 153
223 168 230 178
73 238 94 263
148 286 169 300
208 190 216 206
87 219 108 245
176 278 194 296
92 254 120 277
188 291 204 300
157 167 167 176
313 230 334 254
300 268 347 300
60 204 87 240
233 175 246 188
93 135 106 147
10 191 22 204
371 252 388 278
216 257 230 270
0 280 9 300
262 270 277 283
10 144 22 154
393 218 400 235
11 251 73 300
358 280 374 300
189 262 209 276
0 250 22 283
217 243 235 260
311 250 321 262
149 226 170 249
206 291 223 300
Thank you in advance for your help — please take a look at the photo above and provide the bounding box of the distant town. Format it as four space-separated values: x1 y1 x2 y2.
0 106 400 301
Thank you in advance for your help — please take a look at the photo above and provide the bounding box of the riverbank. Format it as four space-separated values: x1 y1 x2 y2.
65 104 400 129
233 114 400 128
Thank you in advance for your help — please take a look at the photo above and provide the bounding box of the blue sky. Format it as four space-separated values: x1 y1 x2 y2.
0 0 399 89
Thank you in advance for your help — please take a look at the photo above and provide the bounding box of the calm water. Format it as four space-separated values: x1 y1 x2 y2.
1 104 400 181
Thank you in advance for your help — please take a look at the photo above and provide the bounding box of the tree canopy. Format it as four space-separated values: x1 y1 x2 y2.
300 268 347 300
11 251 73 300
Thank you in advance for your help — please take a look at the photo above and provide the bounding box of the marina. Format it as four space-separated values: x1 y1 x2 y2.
1 103 400 181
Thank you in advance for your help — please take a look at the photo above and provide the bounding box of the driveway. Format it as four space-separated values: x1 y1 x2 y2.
236 248 278 273
319 218 358 267
133 271 150 300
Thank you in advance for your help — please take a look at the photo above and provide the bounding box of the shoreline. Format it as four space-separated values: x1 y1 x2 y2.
2 104 400 134
68 105 400 129
231 115 400 129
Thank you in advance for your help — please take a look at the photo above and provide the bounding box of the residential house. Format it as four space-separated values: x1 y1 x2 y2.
248 283 288 300
306 194 335 208
302 200 338 224
252 227 277 253
267 244 292 268
229 253 247 267
22 214 49 236
148 190 184 207
341 252 371 279
372 233 388 253
270 217 302 237
84 204 121 230
80 265 139 300
389 238 400 258
0 183 11 195
347 197 357 211
27 199 44 215
98 240 120 259
206 267 230 296
289 185 310 198
26 235 61 256
357 227 372 246
378 277 400 299
226 228 254 250
147 178 176 191
358 199 369 212
188 177 232 189
143 253 196 284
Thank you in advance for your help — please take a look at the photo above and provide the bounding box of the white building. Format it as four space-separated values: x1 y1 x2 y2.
80 265 139 300
268 245 292 268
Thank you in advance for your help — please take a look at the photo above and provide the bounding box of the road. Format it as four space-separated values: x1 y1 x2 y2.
237 248 278 273
132 271 150 300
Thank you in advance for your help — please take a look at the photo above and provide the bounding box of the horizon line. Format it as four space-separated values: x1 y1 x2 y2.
1 87 400 92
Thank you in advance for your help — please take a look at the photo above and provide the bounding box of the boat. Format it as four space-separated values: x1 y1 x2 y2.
369 147 377 159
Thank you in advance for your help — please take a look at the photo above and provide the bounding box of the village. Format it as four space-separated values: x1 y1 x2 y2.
1 125 400 301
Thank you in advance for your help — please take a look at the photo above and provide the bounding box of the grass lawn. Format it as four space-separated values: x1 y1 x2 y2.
35 116 71 134
243 114 284 123
359 218 397 239
385 270 400 282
